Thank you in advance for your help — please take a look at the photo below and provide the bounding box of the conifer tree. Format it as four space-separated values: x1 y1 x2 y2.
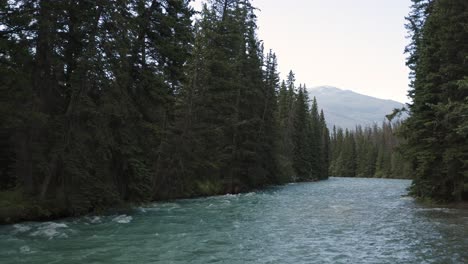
402 0 468 202
292 87 311 180
330 122 413 179
309 97 322 179
319 110 330 180
276 78 295 180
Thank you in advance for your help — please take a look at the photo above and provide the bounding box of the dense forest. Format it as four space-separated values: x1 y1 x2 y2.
0 0 329 223
330 122 413 179
402 0 467 202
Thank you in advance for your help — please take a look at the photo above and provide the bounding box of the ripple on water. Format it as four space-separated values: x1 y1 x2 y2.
244 192 256 197
19 245 35 254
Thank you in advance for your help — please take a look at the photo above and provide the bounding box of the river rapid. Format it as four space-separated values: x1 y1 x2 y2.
1 177 467 263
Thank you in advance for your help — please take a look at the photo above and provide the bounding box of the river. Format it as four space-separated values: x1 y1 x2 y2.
0 177 467 263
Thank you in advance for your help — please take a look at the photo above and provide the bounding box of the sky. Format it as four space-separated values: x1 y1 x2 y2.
191 0 412 103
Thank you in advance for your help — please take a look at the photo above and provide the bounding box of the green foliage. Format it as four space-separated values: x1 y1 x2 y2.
402 0 468 202
330 122 413 179
281 81 330 181
292 87 311 180
0 189 58 224
195 180 223 196
0 0 331 223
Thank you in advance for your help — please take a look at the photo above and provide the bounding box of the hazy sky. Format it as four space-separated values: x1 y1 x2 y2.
192 0 412 103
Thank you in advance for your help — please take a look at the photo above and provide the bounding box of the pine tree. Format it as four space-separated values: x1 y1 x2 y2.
341 130 357 177
309 97 322 179
330 127 344 176
402 0 468 202
292 87 311 180
262 50 282 183
276 77 295 181
329 122 412 179
319 110 330 179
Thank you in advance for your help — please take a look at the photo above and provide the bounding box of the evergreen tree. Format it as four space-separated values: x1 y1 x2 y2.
0 0 195 217
330 122 413 179
262 50 282 183
319 110 330 180
402 0 468 202
292 87 311 180
276 78 295 181
309 97 322 179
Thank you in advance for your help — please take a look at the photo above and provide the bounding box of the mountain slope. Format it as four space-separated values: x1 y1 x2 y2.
308 86 406 130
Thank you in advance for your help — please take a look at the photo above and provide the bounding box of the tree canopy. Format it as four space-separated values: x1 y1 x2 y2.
402 0 468 202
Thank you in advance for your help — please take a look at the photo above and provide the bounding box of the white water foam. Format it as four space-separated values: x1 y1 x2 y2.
417 208 454 214
139 204 162 212
223 193 239 198
30 222 69 239
88 216 102 224
112 215 133 224
13 224 31 233
400 196 414 201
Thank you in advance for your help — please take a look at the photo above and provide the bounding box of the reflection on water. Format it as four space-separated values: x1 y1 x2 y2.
1 177 467 263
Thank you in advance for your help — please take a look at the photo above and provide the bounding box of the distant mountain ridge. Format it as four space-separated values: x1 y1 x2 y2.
307 86 406 130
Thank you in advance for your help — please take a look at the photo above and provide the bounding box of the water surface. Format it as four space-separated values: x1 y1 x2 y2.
1 177 467 263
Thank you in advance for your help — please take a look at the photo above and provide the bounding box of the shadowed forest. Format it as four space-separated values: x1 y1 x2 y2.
0 0 331 223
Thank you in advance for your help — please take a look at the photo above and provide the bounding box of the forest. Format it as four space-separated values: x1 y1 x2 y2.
0 0 467 225
329 122 413 179
0 0 329 223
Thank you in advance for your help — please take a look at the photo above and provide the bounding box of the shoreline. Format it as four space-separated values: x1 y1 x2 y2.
4 177 467 225
0 178 326 225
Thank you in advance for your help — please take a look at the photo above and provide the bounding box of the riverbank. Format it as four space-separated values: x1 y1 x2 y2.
0 189 69 225
0 178 325 225
414 196 468 210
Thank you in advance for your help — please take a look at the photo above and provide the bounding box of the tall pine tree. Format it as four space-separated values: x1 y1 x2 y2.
402 0 468 202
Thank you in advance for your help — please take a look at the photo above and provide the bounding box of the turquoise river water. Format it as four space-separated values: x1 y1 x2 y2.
1 177 467 263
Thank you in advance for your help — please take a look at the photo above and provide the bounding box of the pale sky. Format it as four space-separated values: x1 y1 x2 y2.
192 0 412 103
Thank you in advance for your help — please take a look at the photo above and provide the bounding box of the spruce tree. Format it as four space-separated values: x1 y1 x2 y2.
329 122 414 179
309 97 322 179
292 87 311 180
319 110 330 179
402 0 468 202
276 78 295 181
